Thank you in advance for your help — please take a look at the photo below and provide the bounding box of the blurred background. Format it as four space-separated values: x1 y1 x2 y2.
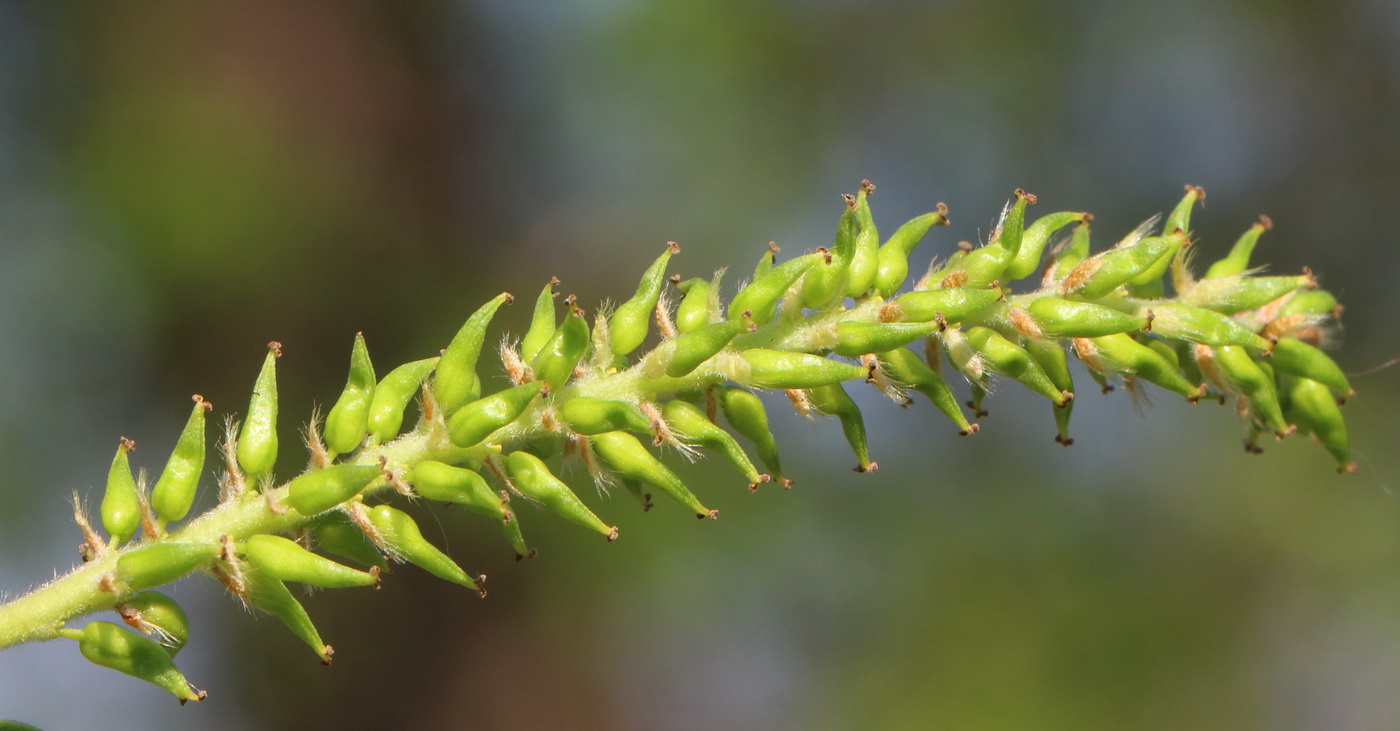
1 1 1398 728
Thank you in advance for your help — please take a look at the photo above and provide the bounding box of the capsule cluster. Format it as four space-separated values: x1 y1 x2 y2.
68 182 1353 703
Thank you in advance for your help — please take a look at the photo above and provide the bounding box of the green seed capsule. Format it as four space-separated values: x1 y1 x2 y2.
284 464 382 516
1075 334 1203 400
311 514 387 570
878 347 973 434
1025 296 1150 338
506 451 617 540
799 196 857 309
806 384 874 472
366 356 439 444
666 316 751 378
753 241 778 280
925 246 971 288
368 504 484 592
115 542 220 592
1004 210 1088 283
243 568 333 663
662 399 767 487
1127 186 1203 291
1203 215 1270 279
150 396 210 525
965 328 1069 406
1286 377 1353 472
673 277 714 334
559 397 652 436
893 286 1003 324
237 343 281 484
731 251 825 324
1062 231 1185 300
531 298 590 391
1022 338 1076 445
1049 219 1093 282
1144 302 1274 351
611 242 680 359
101 438 141 547
59 621 204 703
1145 337 1181 370
1181 273 1312 315
447 381 547 448
323 333 377 455
241 534 377 589
874 205 949 299
408 461 531 557
948 191 1033 287
435 292 513 414
1275 288 1338 319
845 181 880 298
740 349 869 390
832 321 942 358
718 387 789 486
117 591 190 656
1214 345 1290 436
520 278 560 363
1268 337 1353 401
589 431 713 517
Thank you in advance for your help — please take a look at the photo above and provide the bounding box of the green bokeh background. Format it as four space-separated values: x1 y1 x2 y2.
1 2 1398 729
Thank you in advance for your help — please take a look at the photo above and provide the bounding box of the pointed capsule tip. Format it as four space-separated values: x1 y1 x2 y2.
607 526 619 542
267 341 282 356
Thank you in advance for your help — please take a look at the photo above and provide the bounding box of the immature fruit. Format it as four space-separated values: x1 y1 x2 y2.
589 431 714 518
1286 377 1353 472
409 461 531 557
285 464 382 516
662 399 767 488
740 349 869 390
558 397 652 436
718 386 790 485
237 343 281 483
368 504 485 593
150 396 210 525
611 242 679 359
435 292 513 414
1022 338 1076 445
446 381 547 448
893 286 1002 324
531 298 590 390
873 204 949 298
1004 210 1087 283
965 327 1069 406
878 347 974 435
1203 215 1270 279
117 591 190 656
943 190 1032 288
799 196 856 309
832 321 942 358
240 534 378 589
1212 345 1291 437
1073 334 1203 401
323 333 377 455
673 276 714 334
845 180 880 298
1062 231 1185 299
1145 302 1274 351
101 437 141 547
1025 296 1150 338
242 568 334 664
115 543 220 592
807 384 875 472
665 316 751 378
520 278 560 362
59 621 204 703
311 514 387 570
506 451 617 540
1181 273 1312 315
730 251 824 324
365 356 439 444
1267 337 1353 401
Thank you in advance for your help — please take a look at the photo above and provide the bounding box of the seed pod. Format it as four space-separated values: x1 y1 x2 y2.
237 343 281 483
610 242 680 359
1213 345 1291 436
589 431 714 517
242 568 333 663
799 196 857 309
368 504 485 593
366 356 439 445
1145 337 1181 370
117 591 189 656
845 181 880 298
1004 211 1087 283
435 292 512 415
753 241 778 280
241 534 377 589
1276 288 1339 319
1268 337 1353 401
447 381 547 448
730 251 824 324
311 514 387 570
661 399 767 487
284 464 382 516
115 542 220 592
878 347 974 434
893 286 1002 324
673 277 713 334
965 328 1069 406
408 460 531 557
101 438 141 547
323 334 377 455
1181 273 1312 315
925 245 971 288
1025 296 1150 338
1286 377 1353 472
520 278 560 362
949 190 1033 287
1204 215 1270 279
1022 338 1076 445
665 315 752 378
718 386 790 485
807 384 875 472
506 451 617 540
58 621 204 703
874 205 949 298
939 327 985 384
531 298 590 391
740 349 869 390
1144 302 1274 351
1047 219 1093 283
1127 186 1203 291
1061 231 1185 299
559 397 652 436
150 396 210 525
1075 334 1204 400
832 320 942 358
